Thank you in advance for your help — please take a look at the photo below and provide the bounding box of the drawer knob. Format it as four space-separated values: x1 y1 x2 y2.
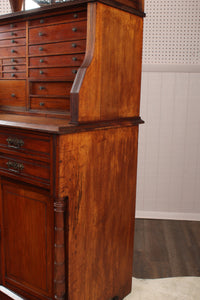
39 47 43 51
11 93 16 97
6 161 24 173
11 49 15 53
11 58 16 63
11 32 15 36
72 43 77 48
40 70 44 74
40 19 44 24
10 24 14 28
74 13 78 18
38 32 43 36
72 69 77 74
12 66 16 70
39 86 45 90
40 59 44 63
6 137 24 149
72 57 77 61
72 27 77 32
11 73 15 77
40 102 45 106
11 39 15 43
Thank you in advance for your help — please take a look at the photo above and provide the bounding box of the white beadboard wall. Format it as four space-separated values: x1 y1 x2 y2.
136 0 200 221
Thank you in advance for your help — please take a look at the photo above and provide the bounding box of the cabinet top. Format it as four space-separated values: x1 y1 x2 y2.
0 0 145 22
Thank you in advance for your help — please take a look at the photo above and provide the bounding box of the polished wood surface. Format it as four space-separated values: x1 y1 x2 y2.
133 219 200 278
58 126 139 299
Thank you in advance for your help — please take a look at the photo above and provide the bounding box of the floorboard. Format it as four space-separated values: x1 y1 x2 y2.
133 219 200 278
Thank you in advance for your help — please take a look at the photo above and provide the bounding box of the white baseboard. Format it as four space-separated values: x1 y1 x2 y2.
135 210 200 221
0 286 23 300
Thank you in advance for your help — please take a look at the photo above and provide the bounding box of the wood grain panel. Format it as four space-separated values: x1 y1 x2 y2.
71 3 143 123
58 125 139 300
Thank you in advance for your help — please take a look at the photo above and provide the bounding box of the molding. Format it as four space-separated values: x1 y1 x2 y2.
135 210 200 221
0 286 23 300
142 64 200 73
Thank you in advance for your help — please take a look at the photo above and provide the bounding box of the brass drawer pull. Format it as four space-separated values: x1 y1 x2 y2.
6 161 24 173
6 137 24 149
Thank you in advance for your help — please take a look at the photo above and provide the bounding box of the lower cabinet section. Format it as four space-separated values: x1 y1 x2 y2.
0 179 53 300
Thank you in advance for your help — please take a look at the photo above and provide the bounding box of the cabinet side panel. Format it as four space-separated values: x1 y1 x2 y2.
59 126 139 300
77 3 143 122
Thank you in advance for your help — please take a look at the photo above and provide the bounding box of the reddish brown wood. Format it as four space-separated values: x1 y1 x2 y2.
9 0 24 12
0 80 26 108
29 54 84 67
0 30 26 40
30 97 70 112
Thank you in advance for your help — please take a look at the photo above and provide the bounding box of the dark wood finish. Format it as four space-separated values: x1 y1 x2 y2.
133 219 200 278
0 1 144 299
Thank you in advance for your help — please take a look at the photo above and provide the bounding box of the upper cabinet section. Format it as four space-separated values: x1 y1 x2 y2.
0 0 144 123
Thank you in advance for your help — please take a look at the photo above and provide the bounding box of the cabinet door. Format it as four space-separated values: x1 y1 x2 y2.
0 179 53 300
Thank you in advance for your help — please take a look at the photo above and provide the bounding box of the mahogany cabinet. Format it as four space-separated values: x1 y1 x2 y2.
0 1 144 299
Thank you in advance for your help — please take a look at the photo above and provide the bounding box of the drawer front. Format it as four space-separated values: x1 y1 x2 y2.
3 65 26 72
2 72 26 79
30 97 70 111
0 155 50 184
0 38 26 47
0 80 26 107
29 54 85 67
0 130 51 161
29 67 78 79
0 22 25 33
3 57 26 65
0 46 26 58
30 81 71 96
29 39 86 56
29 21 87 45
0 29 26 40
29 10 87 27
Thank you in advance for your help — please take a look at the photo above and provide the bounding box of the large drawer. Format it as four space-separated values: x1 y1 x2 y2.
29 67 78 79
29 10 87 27
29 20 87 44
0 129 51 162
0 154 50 186
29 39 86 56
29 54 85 67
0 80 26 107
30 81 72 96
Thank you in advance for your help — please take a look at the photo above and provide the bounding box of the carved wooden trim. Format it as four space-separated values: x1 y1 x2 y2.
54 197 67 300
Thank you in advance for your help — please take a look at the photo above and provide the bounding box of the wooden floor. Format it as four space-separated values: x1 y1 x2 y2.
133 219 200 278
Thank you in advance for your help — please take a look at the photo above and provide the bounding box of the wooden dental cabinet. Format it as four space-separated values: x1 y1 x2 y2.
0 1 144 299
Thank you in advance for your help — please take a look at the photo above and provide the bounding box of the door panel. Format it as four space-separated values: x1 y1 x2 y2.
0 179 53 300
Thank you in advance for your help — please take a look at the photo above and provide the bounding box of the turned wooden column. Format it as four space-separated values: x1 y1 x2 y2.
9 0 24 12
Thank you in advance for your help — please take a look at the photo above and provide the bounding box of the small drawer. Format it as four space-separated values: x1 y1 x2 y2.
0 80 26 107
0 22 25 33
2 72 26 79
29 67 78 79
29 10 87 27
0 154 50 185
0 29 26 40
29 21 87 45
0 46 26 58
0 129 51 161
3 65 26 72
0 38 26 47
3 58 26 65
30 81 72 96
29 54 85 67
30 97 70 112
29 39 86 56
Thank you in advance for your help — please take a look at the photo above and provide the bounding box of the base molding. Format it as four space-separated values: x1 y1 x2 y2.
135 210 200 221
0 286 23 300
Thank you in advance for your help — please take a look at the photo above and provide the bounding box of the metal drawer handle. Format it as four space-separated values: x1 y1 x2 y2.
11 39 15 43
39 47 43 51
11 32 15 36
40 59 44 63
40 102 45 106
72 27 77 32
40 70 44 74
12 66 16 70
72 69 77 74
10 24 14 28
39 86 45 90
11 93 16 97
11 73 15 77
11 58 16 63
72 43 77 48
7 137 24 149
74 13 78 18
40 19 44 24
38 32 43 36
11 49 15 53
72 57 77 61
6 161 24 173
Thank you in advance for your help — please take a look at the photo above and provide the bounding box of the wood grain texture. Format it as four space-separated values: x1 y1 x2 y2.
58 125 139 300
71 3 143 123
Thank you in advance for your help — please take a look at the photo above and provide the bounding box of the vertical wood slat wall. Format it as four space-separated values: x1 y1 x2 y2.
136 0 200 221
